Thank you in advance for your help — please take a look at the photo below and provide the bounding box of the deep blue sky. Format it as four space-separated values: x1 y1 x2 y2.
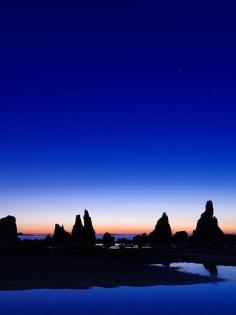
0 1 236 234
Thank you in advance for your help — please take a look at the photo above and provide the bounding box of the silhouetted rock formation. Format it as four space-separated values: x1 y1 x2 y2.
102 232 115 248
133 233 148 248
172 231 188 246
72 215 84 242
0 215 17 240
53 224 70 243
71 210 96 244
52 210 96 245
83 209 96 244
149 212 172 246
192 201 224 244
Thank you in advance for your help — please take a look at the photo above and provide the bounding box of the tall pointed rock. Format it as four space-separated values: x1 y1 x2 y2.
149 212 172 244
192 200 224 243
72 215 84 242
83 209 96 244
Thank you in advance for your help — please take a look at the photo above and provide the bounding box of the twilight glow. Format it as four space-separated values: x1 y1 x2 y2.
0 3 236 235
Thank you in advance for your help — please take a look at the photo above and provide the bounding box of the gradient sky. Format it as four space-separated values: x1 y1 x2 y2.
0 1 236 235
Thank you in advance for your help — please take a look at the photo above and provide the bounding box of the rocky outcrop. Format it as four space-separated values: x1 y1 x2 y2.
102 232 115 248
83 210 96 244
71 210 96 244
53 224 70 243
149 212 172 245
192 200 224 244
72 215 84 242
0 215 18 240
172 231 188 246
133 233 148 248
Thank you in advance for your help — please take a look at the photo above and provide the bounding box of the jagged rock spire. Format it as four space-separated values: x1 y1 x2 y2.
192 200 224 243
53 224 70 242
83 209 96 244
149 212 172 244
72 215 84 241
71 210 96 244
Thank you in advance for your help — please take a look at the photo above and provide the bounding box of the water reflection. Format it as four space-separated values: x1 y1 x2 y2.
203 264 218 277
0 264 236 315
155 263 219 277
169 262 236 281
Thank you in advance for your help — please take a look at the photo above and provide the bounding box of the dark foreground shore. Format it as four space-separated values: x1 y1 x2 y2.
0 256 219 291
1 247 236 290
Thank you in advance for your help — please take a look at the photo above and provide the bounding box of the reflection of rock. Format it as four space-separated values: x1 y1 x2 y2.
0 216 18 240
203 264 218 276
149 212 172 245
72 215 84 242
172 231 188 244
83 210 96 244
192 201 224 244
53 224 70 243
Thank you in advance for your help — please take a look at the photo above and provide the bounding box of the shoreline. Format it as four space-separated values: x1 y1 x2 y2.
1 248 235 291
0 256 221 291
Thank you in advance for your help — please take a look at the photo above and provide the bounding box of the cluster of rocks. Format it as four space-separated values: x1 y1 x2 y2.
53 209 96 245
0 201 231 249
132 200 225 247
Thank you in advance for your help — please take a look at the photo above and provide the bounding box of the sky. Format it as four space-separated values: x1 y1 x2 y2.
0 1 236 235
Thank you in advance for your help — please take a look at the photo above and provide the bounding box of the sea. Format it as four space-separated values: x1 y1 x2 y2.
18 234 136 241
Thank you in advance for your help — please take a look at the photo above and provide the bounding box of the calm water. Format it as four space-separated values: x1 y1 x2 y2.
19 234 136 241
0 263 236 315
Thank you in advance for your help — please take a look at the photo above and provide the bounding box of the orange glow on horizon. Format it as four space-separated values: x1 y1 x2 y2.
18 223 236 236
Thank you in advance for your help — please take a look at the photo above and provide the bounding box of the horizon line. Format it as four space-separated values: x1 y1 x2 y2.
18 228 236 236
